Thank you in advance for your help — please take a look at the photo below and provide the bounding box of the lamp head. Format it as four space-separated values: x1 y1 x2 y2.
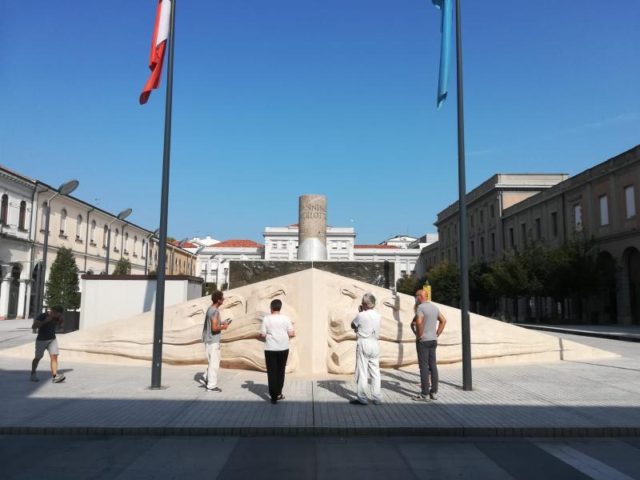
117 208 132 221
58 179 79 196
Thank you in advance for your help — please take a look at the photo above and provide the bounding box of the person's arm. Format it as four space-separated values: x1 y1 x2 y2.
351 314 360 332
212 311 228 332
415 313 425 339
410 314 417 335
32 315 53 329
436 311 447 337
287 320 295 338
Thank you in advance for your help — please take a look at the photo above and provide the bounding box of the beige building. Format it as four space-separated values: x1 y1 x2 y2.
501 145 640 324
434 174 569 266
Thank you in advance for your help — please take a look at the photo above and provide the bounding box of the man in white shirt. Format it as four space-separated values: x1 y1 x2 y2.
350 293 382 405
260 299 295 404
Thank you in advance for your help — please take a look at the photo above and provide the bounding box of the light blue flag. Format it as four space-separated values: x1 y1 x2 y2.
432 0 453 108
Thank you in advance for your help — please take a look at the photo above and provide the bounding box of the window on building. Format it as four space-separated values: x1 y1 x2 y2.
103 225 108 247
490 204 495 218
470 240 475 258
114 228 119 251
480 236 485 256
509 228 514 248
124 232 129 253
133 236 138 256
470 214 474 228
625 185 636 219
76 214 83 240
19 201 27 230
491 232 496 253
520 223 527 245
480 209 484 224
0 194 8 224
599 195 609 226
551 212 558 237
90 220 96 243
535 218 541 240
60 209 67 235
41 202 48 230
574 204 583 231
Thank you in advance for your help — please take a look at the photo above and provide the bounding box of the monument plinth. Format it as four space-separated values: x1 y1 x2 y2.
298 194 327 261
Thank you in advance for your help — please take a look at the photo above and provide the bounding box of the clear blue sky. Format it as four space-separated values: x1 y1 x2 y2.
2 0 639 243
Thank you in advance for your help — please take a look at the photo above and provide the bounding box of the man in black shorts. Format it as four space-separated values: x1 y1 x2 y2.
31 306 66 383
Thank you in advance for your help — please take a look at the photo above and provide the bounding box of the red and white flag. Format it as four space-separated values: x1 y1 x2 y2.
139 0 171 105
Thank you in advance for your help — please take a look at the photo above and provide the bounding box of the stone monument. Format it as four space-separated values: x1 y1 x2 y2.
297 194 327 261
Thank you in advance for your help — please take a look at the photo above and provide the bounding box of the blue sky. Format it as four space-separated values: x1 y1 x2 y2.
1 0 639 243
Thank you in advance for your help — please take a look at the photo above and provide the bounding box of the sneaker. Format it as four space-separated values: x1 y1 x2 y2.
206 386 222 392
349 399 368 406
198 377 207 387
52 374 66 383
276 394 285 401
30 373 39 382
270 398 278 404
429 392 438 401
411 393 430 402
372 399 383 405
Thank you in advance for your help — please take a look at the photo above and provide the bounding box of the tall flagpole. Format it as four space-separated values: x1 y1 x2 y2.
151 0 176 390
455 0 472 391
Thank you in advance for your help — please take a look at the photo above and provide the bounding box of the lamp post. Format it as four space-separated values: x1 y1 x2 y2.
105 208 132 274
144 228 159 275
35 179 79 315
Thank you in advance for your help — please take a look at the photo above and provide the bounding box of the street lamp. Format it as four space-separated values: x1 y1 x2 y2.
144 228 159 275
105 208 132 274
35 179 79 315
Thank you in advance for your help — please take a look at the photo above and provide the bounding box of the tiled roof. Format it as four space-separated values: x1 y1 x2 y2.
354 244 398 249
214 239 263 248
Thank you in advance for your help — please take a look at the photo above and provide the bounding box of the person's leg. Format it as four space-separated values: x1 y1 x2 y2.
264 350 278 400
32 341 46 377
276 350 289 397
355 342 369 403
206 342 220 389
369 354 381 403
416 341 430 395
50 354 58 377
428 342 439 395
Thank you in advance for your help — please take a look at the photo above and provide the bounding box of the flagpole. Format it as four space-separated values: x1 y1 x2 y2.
151 0 176 390
455 0 472 391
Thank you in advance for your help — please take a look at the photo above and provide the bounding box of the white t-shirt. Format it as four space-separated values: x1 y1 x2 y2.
261 313 294 351
352 309 381 340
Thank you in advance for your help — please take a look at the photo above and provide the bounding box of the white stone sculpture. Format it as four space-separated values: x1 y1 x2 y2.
4 269 616 373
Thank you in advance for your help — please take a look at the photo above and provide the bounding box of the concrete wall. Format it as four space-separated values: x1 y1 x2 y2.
80 275 203 330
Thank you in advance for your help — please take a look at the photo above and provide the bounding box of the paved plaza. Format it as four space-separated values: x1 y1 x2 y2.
1 319 639 437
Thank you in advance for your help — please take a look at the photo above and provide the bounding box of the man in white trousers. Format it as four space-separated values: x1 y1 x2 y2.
200 290 229 392
350 292 382 405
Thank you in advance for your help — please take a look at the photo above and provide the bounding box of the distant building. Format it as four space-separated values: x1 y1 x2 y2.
196 239 263 287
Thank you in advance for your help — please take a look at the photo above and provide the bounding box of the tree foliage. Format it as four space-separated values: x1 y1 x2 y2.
45 247 80 310
113 258 132 275
426 261 460 306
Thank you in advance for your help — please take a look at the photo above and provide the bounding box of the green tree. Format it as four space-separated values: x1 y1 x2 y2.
396 275 424 296
426 261 460 306
45 247 80 310
113 258 132 275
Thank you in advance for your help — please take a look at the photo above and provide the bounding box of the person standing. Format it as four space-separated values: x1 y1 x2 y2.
260 299 295 405
411 288 447 401
350 293 382 406
201 290 230 392
31 306 66 383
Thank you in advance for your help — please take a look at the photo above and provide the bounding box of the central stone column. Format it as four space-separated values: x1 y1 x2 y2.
297 194 327 261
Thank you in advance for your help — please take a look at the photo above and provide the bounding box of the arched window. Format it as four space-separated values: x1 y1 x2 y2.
60 209 67 235
19 201 27 230
133 236 138 256
90 220 96 243
114 229 120 251
124 232 129 254
41 202 48 230
0 194 8 224
142 239 146 258
76 214 83 240
103 225 109 247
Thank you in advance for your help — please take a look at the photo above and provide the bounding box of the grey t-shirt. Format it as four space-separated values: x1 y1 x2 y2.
202 306 221 344
416 301 439 342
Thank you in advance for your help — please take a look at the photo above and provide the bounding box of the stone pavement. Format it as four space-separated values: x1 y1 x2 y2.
1 319 639 436
521 324 640 342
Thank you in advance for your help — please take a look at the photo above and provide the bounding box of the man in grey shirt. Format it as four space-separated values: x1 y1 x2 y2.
200 290 230 392
411 288 447 401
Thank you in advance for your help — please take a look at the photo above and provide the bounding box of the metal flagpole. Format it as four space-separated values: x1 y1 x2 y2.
151 0 176 389
455 0 472 390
